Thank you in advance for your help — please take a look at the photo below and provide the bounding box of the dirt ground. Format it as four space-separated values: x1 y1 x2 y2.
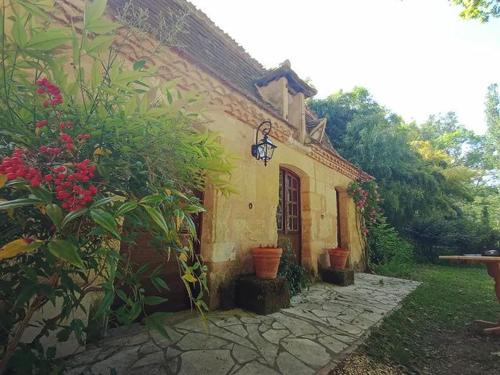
331 324 500 375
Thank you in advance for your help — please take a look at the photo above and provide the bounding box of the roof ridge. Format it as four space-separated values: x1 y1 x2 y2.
179 0 267 73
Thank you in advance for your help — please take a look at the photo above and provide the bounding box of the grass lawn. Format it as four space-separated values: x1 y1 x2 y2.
333 264 500 374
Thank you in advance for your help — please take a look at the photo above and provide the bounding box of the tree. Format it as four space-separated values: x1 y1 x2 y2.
311 87 499 259
417 112 482 166
308 87 383 151
450 0 500 22
311 89 455 230
485 83 500 170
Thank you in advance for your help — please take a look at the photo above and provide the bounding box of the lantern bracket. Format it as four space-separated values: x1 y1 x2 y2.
251 121 277 166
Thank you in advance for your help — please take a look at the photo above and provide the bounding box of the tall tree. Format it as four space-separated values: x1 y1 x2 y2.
485 83 500 170
311 89 457 231
309 87 383 151
311 87 499 255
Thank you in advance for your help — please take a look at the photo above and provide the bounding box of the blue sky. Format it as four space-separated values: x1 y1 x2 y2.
189 0 500 134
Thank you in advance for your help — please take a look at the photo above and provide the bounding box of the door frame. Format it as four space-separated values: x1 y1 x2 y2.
277 167 302 263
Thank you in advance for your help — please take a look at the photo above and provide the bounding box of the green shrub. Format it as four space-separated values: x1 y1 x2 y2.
371 248 416 278
278 240 311 295
0 0 233 372
366 215 417 278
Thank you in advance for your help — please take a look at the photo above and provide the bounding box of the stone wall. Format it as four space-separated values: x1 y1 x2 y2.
199 111 365 308
52 0 366 310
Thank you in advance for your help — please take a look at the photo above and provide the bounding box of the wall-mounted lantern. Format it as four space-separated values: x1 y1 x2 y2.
251 120 277 166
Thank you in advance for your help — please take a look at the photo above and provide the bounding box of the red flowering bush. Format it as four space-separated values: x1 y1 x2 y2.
1 79 99 211
0 1 233 373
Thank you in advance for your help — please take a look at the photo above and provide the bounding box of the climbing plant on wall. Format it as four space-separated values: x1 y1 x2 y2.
348 179 415 270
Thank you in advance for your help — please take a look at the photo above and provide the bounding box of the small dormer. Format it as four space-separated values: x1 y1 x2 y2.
255 60 317 142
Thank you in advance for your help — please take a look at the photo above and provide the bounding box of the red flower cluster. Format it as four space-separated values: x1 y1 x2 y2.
0 82 99 211
36 119 48 129
60 132 74 151
349 182 383 238
59 121 73 130
0 148 42 186
76 133 91 141
39 145 62 157
354 187 369 211
51 160 97 211
36 77 63 107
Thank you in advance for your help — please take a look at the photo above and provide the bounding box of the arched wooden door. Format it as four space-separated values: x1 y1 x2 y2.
277 168 301 262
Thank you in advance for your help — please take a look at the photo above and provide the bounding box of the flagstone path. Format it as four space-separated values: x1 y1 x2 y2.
65 273 420 375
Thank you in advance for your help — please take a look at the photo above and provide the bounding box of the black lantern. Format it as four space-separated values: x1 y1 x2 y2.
251 121 277 166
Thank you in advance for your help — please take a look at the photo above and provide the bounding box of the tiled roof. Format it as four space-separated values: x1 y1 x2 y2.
108 0 363 172
256 60 318 98
109 0 269 105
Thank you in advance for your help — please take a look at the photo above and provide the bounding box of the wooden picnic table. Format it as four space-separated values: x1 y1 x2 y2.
439 255 500 334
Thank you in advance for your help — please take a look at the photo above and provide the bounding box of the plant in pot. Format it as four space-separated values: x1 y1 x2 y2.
328 247 350 270
252 245 283 279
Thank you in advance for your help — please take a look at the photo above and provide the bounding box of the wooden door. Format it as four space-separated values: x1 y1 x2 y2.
120 194 203 313
121 232 191 312
277 168 301 261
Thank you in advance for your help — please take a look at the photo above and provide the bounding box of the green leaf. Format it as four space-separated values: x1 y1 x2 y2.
48 239 85 269
183 204 205 214
0 6 4 41
16 0 53 19
29 186 53 202
71 28 80 65
166 89 173 105
112 70 147 86
116 201 138 216
116 289 131 304
26 28 70 50
86 19 119 34
95 289 114 317
12 17 28 47
151 276 169 291
144 296 168 306
0 198 41 210
46 204 63 228
123 95 138 115
133 60 146 71
139 194 163 205
128 302 142 322
15 285 38 307
61 208 88 228
142 205 169 235
144 312 171 338
90 209 121 239
85 0 108 26
90 60 101 88
83 34 114 54
91 196 116 208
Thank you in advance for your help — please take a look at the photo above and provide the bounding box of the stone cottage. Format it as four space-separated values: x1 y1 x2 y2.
57 0 371 310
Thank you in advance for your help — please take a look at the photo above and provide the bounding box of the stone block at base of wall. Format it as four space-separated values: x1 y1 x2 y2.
320 268 355 286
235 275 290 315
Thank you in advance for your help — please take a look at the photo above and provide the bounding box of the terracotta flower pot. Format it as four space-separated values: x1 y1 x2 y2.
328 247 350 269
252 247 283 279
